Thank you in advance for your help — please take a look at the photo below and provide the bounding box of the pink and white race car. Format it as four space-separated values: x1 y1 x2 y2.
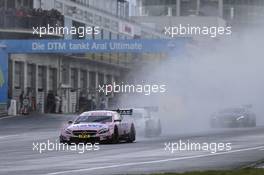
60 109 136 144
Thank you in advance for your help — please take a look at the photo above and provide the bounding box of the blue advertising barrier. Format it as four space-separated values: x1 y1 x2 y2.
0 39 187 53
0 39 188 107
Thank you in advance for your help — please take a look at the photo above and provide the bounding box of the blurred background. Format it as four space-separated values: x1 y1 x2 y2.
0 0 264 134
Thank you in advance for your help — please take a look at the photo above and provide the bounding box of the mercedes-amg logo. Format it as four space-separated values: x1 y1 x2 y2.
82 131 88 135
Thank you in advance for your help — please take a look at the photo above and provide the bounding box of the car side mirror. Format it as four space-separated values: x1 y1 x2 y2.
68 120 73 124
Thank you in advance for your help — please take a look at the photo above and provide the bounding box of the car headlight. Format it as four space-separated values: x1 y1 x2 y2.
98 128 109 134
65 128 72 135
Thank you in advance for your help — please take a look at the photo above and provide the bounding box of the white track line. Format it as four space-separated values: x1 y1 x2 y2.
0 115 18 120
0 134 20 139
46 145 264 175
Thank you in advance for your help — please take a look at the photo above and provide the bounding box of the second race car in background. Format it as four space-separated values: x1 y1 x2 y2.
132 107 162 137
210 105 256 128
60 109 136 144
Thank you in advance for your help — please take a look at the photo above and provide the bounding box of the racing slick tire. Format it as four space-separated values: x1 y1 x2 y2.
127 125 136 143
110 126 119 144
59 135 69 144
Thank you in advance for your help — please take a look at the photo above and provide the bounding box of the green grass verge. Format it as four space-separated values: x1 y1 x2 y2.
150 168 264 175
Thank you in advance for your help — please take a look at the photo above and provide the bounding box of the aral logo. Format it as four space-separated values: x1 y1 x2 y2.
0 68 4 88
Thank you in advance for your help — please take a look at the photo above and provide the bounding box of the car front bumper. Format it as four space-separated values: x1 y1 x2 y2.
60 132 112 143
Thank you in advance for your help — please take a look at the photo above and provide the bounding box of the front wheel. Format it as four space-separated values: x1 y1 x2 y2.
59 136 69 144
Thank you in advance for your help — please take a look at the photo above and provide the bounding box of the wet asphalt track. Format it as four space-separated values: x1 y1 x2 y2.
0 114 264 175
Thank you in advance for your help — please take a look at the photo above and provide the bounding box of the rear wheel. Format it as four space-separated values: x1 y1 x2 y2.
127 125 136 143
111 126 119 144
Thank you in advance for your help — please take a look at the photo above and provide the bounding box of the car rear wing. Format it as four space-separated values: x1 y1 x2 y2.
112 109 133 115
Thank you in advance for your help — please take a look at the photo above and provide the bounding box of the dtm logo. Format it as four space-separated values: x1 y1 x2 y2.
0 68 4 88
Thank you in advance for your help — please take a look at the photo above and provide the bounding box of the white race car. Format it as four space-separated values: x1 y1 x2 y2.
132 107 162 137
60 109 136 144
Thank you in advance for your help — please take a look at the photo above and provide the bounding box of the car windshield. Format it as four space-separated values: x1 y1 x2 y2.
75 115 112 123
219 108 245 114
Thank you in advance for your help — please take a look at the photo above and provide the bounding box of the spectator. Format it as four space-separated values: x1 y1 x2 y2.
91 96 97 110
16 8 26 17
79 92 88 112
55 94 61 113
22 94 30 115
46 91 56 113
99 97 107 110
19 90 24 114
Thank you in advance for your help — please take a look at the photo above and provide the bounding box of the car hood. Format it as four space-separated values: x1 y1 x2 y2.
214 114 245 120
67 123 109 131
